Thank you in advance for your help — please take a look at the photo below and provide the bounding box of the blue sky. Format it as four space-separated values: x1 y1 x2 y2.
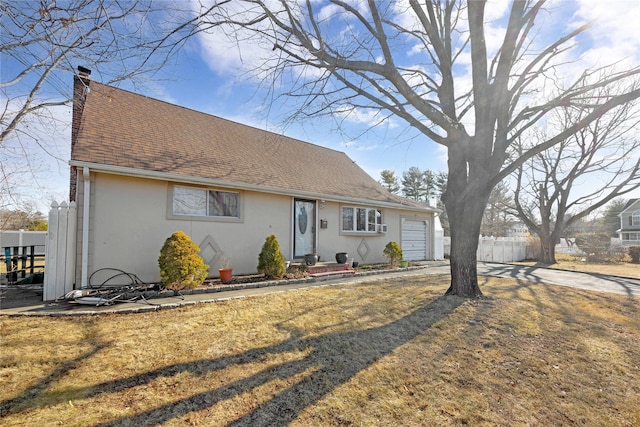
2 0 640 213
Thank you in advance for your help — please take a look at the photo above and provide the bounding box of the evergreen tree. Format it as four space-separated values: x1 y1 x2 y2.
402 167 433 201
434 171 450 236
379 169 400 194
481 182 516 237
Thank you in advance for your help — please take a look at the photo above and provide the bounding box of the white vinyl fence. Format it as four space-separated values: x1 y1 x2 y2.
443 237 536 262
43 202 77 300
1 230 47 284
0 229 47 249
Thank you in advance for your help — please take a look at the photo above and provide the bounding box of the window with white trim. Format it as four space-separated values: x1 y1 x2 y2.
173 185 239 218
632 210 640 226
341 206 382 232
623 232 639 241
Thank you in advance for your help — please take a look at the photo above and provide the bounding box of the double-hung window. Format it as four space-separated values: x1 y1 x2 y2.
341 206 382 233
632 210 640 227
172 185 240 219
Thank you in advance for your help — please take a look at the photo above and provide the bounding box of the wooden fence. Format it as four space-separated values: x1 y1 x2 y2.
43 202 77 301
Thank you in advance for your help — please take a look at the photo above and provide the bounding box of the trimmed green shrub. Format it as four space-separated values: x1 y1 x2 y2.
629 246 640 264
383 241 403 267
158 231 209 290
257 234 286 278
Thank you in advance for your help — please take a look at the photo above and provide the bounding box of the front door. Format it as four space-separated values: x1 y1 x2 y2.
294 198 316 258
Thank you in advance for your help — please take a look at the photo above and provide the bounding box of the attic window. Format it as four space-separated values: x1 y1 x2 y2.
173 185 239 218
631 210 640 226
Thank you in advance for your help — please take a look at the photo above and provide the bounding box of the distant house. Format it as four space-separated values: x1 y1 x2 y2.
69 70 440 287
618 199 640 246
507 223 530 238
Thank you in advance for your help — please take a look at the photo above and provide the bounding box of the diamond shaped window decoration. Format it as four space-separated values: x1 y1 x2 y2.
357 239 370 260
199 235 222 266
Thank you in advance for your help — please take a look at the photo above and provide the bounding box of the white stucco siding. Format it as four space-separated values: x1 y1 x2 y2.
85 173 293 282
315 204 428 265
88 174 177 283
78 173 436 284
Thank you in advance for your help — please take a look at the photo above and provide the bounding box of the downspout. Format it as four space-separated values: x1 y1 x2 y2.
431 215 435 261
81 166 90 288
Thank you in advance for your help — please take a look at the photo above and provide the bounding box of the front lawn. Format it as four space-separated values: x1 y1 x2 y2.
1 274 639 426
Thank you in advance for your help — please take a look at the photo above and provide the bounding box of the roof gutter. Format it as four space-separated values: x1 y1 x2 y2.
69 160 438 214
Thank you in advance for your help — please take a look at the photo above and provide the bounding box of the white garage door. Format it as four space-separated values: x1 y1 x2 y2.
401 218 430 261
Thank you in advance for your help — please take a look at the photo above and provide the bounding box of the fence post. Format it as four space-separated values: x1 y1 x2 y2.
43 201 76 301
65 202 77 292
54 202 68 295
44 202 59 300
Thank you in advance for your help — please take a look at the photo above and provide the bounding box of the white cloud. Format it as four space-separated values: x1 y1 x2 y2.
190 0 278 76
144 81 178 105
331 105 405 135
574 0 640 68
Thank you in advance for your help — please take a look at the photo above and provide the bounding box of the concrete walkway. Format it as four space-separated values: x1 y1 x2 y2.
1 261 638 316
0 263 446 316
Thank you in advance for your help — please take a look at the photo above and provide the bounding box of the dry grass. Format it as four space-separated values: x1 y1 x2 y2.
1 275 639 426
514 254 640 277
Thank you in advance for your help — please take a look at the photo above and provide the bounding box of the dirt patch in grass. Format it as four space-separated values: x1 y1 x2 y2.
1 274 639 426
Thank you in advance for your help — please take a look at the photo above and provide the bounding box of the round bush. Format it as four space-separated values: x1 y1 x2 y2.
383 241 403 267
257 234 286 278
158 231 209 290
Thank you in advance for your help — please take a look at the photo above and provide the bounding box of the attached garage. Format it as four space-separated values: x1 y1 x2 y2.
401 218 431 261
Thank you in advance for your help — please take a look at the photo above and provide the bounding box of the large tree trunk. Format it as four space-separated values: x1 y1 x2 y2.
538 232 557 264
446 220 483 297
537 204 564 265
444 182 489 298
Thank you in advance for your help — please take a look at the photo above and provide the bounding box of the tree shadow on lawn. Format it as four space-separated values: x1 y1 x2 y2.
480 262 640 298
0 336 108 417
81 295 462 426
478 270 638 328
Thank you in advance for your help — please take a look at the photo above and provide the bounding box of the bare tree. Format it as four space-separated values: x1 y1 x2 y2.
0 206 47 231
513 91 640 264
1 0 226 147
204 0 640 296
1 1 230 212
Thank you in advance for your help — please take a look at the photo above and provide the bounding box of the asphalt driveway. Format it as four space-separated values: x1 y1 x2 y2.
475 262 640 297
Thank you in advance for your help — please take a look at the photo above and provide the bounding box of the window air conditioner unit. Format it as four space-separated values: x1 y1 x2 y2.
378 224 388 233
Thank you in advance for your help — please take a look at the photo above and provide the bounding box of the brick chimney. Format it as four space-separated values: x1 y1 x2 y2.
69 66 91 202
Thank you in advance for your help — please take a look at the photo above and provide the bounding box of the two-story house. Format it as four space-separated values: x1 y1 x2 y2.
618 199 640 246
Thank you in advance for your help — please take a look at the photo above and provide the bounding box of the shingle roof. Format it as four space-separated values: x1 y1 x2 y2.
71 80 429 210
622 199 639 212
